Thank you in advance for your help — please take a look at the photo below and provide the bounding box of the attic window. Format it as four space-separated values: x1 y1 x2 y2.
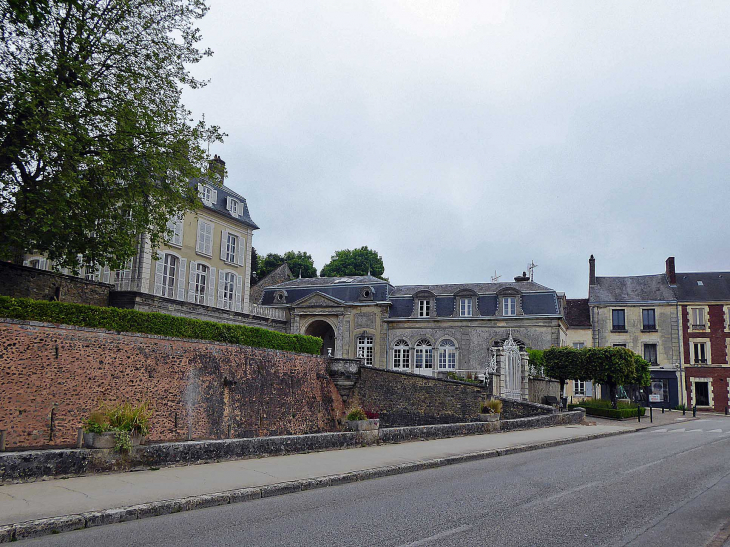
334 278 354 283
226 197 239 217
697 281 704 286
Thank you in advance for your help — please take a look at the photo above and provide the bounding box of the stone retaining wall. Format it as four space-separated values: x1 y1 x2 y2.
0 320 344 450
0 410 586 484
0 261 111 306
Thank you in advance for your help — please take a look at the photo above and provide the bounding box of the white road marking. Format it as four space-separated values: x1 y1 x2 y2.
399 525 473 547
708 429 723 433
652 429 668 433
676 417 688 421
669 428 686 433
624 458 666 474
685 429 704 432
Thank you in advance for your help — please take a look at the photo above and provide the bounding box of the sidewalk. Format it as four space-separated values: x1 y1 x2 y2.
0 423 628 529
591 408 698 430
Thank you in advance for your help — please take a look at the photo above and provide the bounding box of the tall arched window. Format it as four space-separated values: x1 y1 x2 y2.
357 335 374 367
194 263 209 304
438 339 457 370
161 254 178 298
414 339 433 373
393 339 410 370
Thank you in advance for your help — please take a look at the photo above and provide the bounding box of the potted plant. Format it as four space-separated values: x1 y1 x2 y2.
345 407 379 431
83 401 152 451
478 399 502 422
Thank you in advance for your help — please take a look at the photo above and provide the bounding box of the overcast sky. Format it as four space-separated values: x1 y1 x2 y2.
183 1 730 297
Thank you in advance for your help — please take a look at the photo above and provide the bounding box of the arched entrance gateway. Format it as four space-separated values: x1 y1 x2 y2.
304 320 336 356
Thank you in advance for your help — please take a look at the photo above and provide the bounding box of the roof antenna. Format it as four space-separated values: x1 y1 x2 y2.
491 270 501 282
528 260 538 282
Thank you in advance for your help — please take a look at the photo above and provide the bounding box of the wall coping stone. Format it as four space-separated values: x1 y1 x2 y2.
0 410 585 484
0 261 114 288
0 318 321 359
357 365 491 389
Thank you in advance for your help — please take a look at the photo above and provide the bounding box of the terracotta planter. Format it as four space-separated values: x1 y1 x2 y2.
346 419 379 431
478 413 500 422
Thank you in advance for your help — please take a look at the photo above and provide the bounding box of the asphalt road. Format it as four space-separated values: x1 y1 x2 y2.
25 417 730 547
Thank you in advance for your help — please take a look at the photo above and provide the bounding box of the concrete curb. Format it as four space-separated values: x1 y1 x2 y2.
0 428 631 543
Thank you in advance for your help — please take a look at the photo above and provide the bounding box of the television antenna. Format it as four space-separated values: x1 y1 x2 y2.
491 270 501 282
528 260 538 281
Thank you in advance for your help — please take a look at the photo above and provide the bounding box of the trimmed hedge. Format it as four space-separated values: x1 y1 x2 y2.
0 296 323 355
568 404 646 419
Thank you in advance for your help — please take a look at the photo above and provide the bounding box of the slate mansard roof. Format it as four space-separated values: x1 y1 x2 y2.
588 274 676 304
675 272 730 302
261 277 561 317
191 178 259 230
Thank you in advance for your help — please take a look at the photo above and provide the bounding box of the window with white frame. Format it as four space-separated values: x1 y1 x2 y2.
503 296 516 316
691 308 705 329
230 200 238 216
574 379 586 396
460 298 472 317
196 219 213 256
200 185 213 205
418 299 430 318
113 259 133 290
393 340 410 370
572 342 585 349
357 335 374 367
221 272 236 310
643 343 658 364
165 215 183 247
414 339 433 370
161 254 178 298
225 233 237 263
693 342 707 364
193 263 209 304
438 339 457 370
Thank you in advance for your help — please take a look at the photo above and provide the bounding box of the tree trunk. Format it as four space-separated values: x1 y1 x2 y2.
609 383 618 409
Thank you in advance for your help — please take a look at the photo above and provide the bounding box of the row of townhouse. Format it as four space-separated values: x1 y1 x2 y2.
563 255 730 413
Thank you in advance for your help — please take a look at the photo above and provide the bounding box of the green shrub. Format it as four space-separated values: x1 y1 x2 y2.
572 398 641 410
346 408 367 421
446 372 482 385
85 411 110 434
674 404 688 411
106 401 152 436
0 296 322 354
568 403 646 419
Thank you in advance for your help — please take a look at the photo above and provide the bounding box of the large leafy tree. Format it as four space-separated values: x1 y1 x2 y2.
257 251 317 280
320 246 385 279
543 346 589 397
0 0 224 272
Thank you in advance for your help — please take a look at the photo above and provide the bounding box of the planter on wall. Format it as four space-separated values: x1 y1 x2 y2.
346 419 379 432
478 413 500 422
83 431 146 449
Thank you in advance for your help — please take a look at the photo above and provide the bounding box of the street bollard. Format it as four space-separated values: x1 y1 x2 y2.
638 408 641 423
683 406 686 416
693 405 697 418
0 430 5 452
76 428 84 449
662 405 665 414
650 406 653 423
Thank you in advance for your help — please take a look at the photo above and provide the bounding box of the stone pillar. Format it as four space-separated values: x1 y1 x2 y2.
336 315 344 358
520 350 530 401
495 347 505 398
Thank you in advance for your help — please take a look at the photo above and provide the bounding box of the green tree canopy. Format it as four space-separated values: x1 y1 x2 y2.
257 251 317 281
543 346 590 395
0 0 224 272
320 246 385 279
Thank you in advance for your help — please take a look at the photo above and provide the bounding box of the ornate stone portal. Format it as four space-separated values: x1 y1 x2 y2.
489 331 529 400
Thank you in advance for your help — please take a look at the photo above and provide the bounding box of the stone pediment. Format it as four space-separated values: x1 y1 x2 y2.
292 291 346 308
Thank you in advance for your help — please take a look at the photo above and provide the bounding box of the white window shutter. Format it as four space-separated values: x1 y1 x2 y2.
102 266 110 283
39 258 47 271
586 381 593 397
211 188 218 205
177 258 187 301
188 261 197 302
196 219 204 253
207 267 216 306
154 260 164 295
234 274 242 312
225 196 231 212
173 217 183 246
204 222 213 256
220 229 228 261
217 270 225 307
235 236 245 266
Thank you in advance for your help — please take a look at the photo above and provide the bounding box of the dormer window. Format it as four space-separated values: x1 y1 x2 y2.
418 299 430 317
198 183 217 206
274 290 287 303
226 196 240 217
359 286 374 301
503 296 516 316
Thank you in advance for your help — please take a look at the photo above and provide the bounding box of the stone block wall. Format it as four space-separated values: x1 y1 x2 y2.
0 320 344 450
528 377 561 404
0 261 111 306
347 367 490 426
496 397 555 420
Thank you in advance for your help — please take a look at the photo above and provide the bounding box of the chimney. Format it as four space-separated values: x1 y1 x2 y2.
208 154 226 182
589 255 596 286
514 271 530 282
666 256 676 285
